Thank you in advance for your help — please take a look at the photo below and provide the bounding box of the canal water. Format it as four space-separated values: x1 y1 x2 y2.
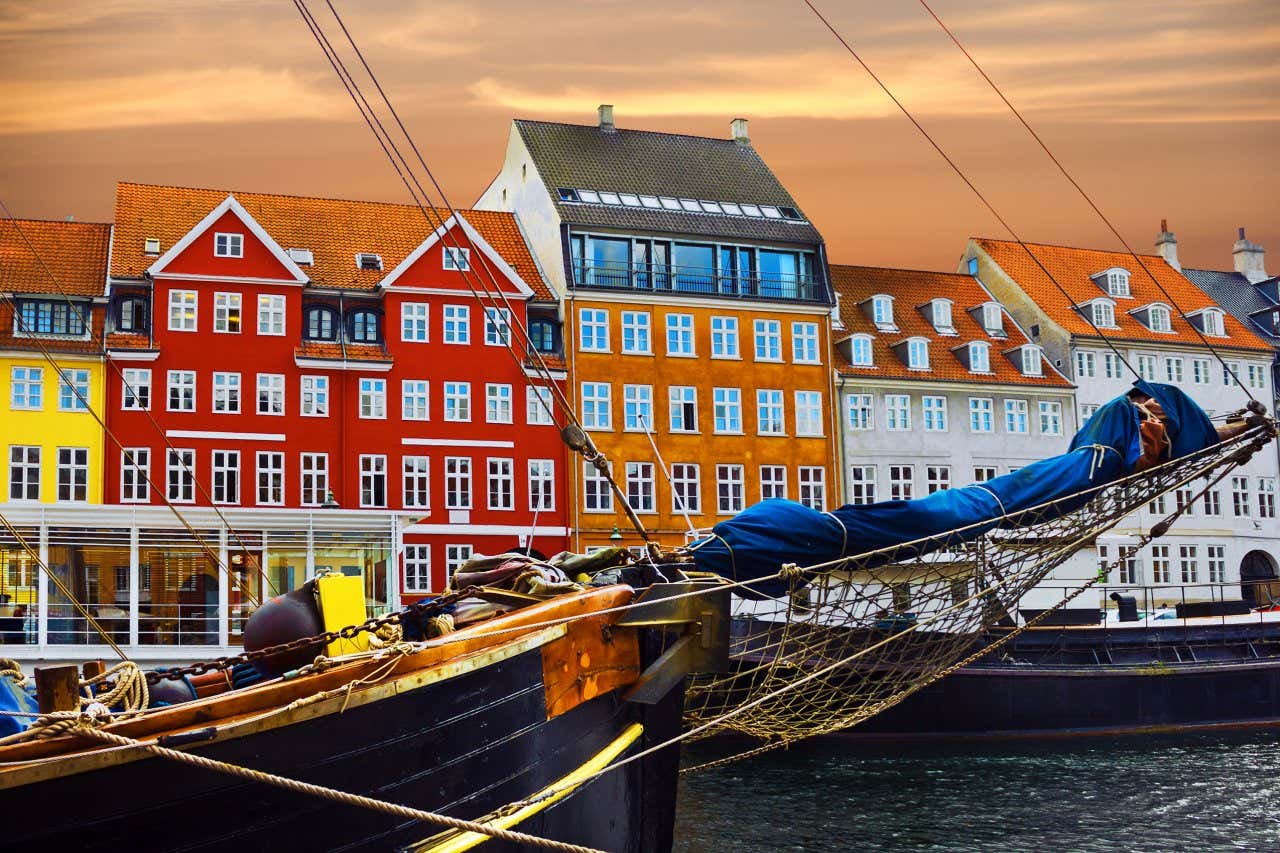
674 730 1280 851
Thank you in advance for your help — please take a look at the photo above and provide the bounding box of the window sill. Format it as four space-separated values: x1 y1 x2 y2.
665 352 698 359
710 355 742 361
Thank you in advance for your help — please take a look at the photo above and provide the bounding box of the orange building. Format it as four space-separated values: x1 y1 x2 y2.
478 108 838 549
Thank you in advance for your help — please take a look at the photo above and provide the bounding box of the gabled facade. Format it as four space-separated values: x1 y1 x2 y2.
964 236 1280 602
477 107 838 550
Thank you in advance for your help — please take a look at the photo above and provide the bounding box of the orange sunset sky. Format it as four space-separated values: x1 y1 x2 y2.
1 0 1276 273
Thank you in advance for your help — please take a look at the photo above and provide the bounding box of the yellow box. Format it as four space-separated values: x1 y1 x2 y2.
316 573 371 657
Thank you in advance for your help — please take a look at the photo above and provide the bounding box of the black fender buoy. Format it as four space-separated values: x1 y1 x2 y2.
242 582 326 677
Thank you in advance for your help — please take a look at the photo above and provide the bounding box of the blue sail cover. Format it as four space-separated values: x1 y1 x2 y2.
691 383 1217 598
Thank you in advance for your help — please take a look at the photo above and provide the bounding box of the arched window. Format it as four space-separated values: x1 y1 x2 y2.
304 305 337 341
1202 308 1225 337
1148 304 1172 332
1107 269 1130 297
907 338 929 370
1091 300 1117 328
981 302 1004 335
930 299 953 332
349 309 381 343
850 334 873 366
116 296 148 333
1021 346 1043 376
871 295 894 329
969 341 990 373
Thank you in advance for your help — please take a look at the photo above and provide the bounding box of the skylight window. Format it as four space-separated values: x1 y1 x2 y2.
720 202 743 216
741 204 762 217
761 206 783 219
577 190 601 203
287 248 314 266
356 253 383 271
779 206 802 220
699 201 723 214
619 193 641 207
659 196 681 210
679 198 701 212
144 238 161 255
558 188 580 202
599 191 621 205
639 195 661 208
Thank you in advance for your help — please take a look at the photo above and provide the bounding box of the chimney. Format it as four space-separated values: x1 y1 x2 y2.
1232 227 1268 284
1155 218 1179 271
597 104 615 132
731 117 750 145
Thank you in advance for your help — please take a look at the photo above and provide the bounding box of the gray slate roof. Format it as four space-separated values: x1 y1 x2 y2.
514 119 823 245
1182 267 1280 347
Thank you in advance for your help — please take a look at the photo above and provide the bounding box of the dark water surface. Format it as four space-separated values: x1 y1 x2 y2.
674 731 1280 852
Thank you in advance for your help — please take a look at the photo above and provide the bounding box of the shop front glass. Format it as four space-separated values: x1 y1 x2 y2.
46 527 132 646
138 528 221 646
0 525 39 646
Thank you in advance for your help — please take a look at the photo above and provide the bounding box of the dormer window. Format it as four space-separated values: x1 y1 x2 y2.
356 253 383 271
969 341 990 373
1089 299 1117 328
1147 304 1172 333
214 232 244 258
1106 269 1130 297
1020 345 1043 376
443 247 471 271
1201 308 1225 337
981 302 1004 336
850 334 873 367
349 309 381 343
907 338 929 370
116 296 149 333
871 295 895 330
304 305 338 341
930 299 954 333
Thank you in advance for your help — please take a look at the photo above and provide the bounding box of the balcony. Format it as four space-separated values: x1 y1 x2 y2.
571 261 825 303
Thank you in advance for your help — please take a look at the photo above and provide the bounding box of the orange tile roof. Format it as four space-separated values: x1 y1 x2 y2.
526 352 566 372
975 238 1273 353
0 218 110 296
112 182 552 298
831 264 1073 388
295 341 392 363
105 332 153 351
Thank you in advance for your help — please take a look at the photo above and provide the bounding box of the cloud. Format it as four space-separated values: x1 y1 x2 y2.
0 67 349 135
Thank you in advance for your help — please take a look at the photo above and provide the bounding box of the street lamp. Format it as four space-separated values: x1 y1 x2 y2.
609 526 623 542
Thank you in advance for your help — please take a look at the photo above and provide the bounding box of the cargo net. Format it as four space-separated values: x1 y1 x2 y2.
682 425 1274 746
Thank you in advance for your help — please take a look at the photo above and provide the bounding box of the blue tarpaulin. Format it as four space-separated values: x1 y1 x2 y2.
691 383 1217 598
0 670 37 737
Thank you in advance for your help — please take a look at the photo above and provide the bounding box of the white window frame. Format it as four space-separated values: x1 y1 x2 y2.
168 289 197 332
443 381 471 422
120 448 150 503
581 382 612 430
621 311 652 355
359 454 387 508
922 396 947 432
906 338 929 370
58 368 91 412
970 342 991 374
1004 398 1029 434
121 368 151 411
404 545 433 593
401 302 429 343
850 335 873 367
668 386 698 433
300 453 329 507
213 292 242 334
798 466 825 509
55 446 89 503
671 463 701 514
625 461 656 513
926 465 951 494
528 459 555 511
445 456 472 510
166 370 196 413
848 465 876 505
256 451 285 506
710 316 739 359
1074 350 1095 379
402 380 430 421
583 460 613 512
213 232 244 258
753 319 782 362
716 464 745 515
484 383 513 424
713 387 742 434
211 449 240 505
166 448 195 503
795 390 823 437
792 321 820 364
665 313 695 356
968 397 994 433
212 371 241 414
483 306 512 347
257 294 286 336
443 246 471 271
756 389 785 436
847 394 873 431
579 308 609 352
889 464 914 501
759 465 787 501
257 373 286 416
623 384 654 432
10 366 42 410
403 455 431 509
526 386 554 426
1038 401 1062 436
1148 304 1172 333
301 375 329 417
443 304 470 344
885 394 911 431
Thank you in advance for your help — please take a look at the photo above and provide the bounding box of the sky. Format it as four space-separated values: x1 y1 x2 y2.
1 0 1277 274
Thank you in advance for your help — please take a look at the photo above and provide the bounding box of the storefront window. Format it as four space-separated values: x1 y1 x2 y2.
138 529 221 646
46 527 131 646
0 526 39 645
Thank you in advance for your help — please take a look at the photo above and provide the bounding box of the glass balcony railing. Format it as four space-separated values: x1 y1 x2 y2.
571 261 823 302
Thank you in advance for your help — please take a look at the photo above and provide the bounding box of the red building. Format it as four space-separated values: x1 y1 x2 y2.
104 182 568 612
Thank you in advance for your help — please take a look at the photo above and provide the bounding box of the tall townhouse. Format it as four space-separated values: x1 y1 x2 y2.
964 237 1280 604
1 218 111 642
477 107 839 550
830 265 1076 510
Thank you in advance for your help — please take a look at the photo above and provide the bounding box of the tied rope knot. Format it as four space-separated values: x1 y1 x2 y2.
779 563 806 584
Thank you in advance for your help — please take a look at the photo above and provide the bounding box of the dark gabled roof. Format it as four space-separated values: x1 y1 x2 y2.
513 119 823 245
1182 268 1280 347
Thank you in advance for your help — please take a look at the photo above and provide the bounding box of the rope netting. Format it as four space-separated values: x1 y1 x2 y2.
682 424 1274 743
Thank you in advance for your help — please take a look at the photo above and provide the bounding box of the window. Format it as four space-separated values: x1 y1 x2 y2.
969 342 991 374
583 460 613 512
8 446 39 500
213 292 241 333
212 450 239 504
359 455 387 507
795 391 823 436
54 447 88 502
355 377 385 419
445 545 473 577
579 308 609 352
167 370 195 412
926 465 951 494
526 386 554 426
1038 401 1062 436
760 465 787 500
1260 478 1277 519
350 310 380 343
486 383 513 424
1021 347 1042 376
1137 355 1156 381
798 467 825 509
871 296 894 329
1103 352 1123 379
1118 546 1140 585
1165 356 1184 383
401 303 429 342
664 313 695 356
1005 399 1029 434
619 384 652 432
982 303 1004 335
757 389 785 435
1247 364 1267 390
969 398 993 433
669 386 698 432
906 339 929 370
847 394 873 430
792 322 820 364
973 466 998 483
711 316 739 358
484 307 511 346
1106 269 1130 297
1207 545 1226 584
404 546 432 594
626 462 655 513
214 232 243 257
403 456 430 508
1179 545 1198 583
885 394 911 431
258 373 285 416
1151 545 1171 583
1148 493 1167 515
10 366 41 409
443 246 470 271
850 335 873 367
258 294 285 336
889 465 914 500
58 369 90 412
621 311 651 354
300 453 328 506
1203 489 1222 517
528 459 555 511
1231 475 1251 517
716 464 744 514
301 375 329 417
848 466 876 505
1175 485 1195 517
121 368 150 411
1202 309 1225 337
1223 362 1240 387
305 305 336 341
444 382 471 422
1091 301 1116 328
671 463 700 513
443 305 470 344
16 298 88 337
713 387 742 433
581 382 612 430
257 451 284 505
120 448 150 503
922 396 947 432
445 457 471 509
1075 351 1096 379
1081 403 1100 424
931 300 953 332
169 290 197 331
1148 305 1172 333
212 372 241 413
754 319 782 361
